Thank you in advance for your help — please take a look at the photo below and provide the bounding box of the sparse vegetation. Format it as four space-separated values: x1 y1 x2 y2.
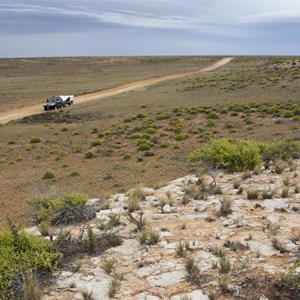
28 193 95 225
30 136 41 144
247 188 259 200
1 56 300 299
271 237 287 253
138 228 160 245
219 257 231 274
219 197 233 216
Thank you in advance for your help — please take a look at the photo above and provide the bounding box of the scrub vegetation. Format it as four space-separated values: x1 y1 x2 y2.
0 56 299 226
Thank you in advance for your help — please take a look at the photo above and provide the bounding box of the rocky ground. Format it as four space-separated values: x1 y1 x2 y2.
28 160 300 300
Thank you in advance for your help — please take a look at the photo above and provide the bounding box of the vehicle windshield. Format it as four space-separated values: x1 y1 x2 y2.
46 98 57 103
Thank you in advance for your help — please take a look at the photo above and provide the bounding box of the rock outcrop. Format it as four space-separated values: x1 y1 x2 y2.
41 160 300 299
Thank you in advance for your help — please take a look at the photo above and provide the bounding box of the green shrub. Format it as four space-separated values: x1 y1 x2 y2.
206 120 216 127
124 116 136 123
262 137 300 161
283 110 294 118
8 138 16 145
28 193 93 225
85 151 95 159
133 126 143 132
138 143 151 151
146 128 155 134
91 140 102 146
268 262 300 297
70 171 79 177
225 123 234 129
189 138 262 172
136 113 146 119
43 171 55 180
0 225 61 298
73 145 82 153
30 137 41 144
160 142 168 148
207 112 219 119
174 134 189 141
144 151 155 157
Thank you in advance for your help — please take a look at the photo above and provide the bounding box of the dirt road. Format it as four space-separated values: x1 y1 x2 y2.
0 57 233 124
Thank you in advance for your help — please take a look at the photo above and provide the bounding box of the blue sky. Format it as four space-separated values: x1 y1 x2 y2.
0 0 300 57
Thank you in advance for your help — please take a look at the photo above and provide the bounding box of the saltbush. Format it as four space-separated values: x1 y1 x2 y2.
0 226 61 298
30 137 41 144
43 171 55 179
28 193 94 225
189 138 262 172
84 151 95 159
262 137 300 161
174 134 189 141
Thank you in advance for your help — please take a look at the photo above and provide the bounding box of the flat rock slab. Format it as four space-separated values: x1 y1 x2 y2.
248 241 278 256
110 239 141 257
263 199 288 209
146 270 186 287
57 270 110 300
135 293 160 300
171 289 209 300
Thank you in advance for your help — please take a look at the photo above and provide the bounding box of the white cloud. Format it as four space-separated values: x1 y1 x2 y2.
238 10 300 24
0 0 300 56
0 3 193 29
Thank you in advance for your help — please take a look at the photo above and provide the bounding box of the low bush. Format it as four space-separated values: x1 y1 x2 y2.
189 138 262 172
91 140 102 147
219 197 233 216
70 171 79 177
30 137 41 144
247 188 259 200
43 171 55 180
28 193 95 225
144 151 155 157
0 223 61 298
262 137 300 161
138 143 151 151
174 134 189 141
84 152 95 159
138 229 160 245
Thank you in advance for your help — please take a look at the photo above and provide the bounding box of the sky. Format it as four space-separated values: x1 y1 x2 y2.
0 0 300 57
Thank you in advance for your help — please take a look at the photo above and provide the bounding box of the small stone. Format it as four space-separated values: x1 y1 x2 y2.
171 289 209 300
285 241 299 253
86 198 101 205
90 257 100 265
25 226 41 236
266 215 278 224
135 293 160 300
162 204 171 213
223 219 234 226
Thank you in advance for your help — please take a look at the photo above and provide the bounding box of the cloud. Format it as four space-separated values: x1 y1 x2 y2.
238 10 300 24
0 3 194 30
0 0 299 57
